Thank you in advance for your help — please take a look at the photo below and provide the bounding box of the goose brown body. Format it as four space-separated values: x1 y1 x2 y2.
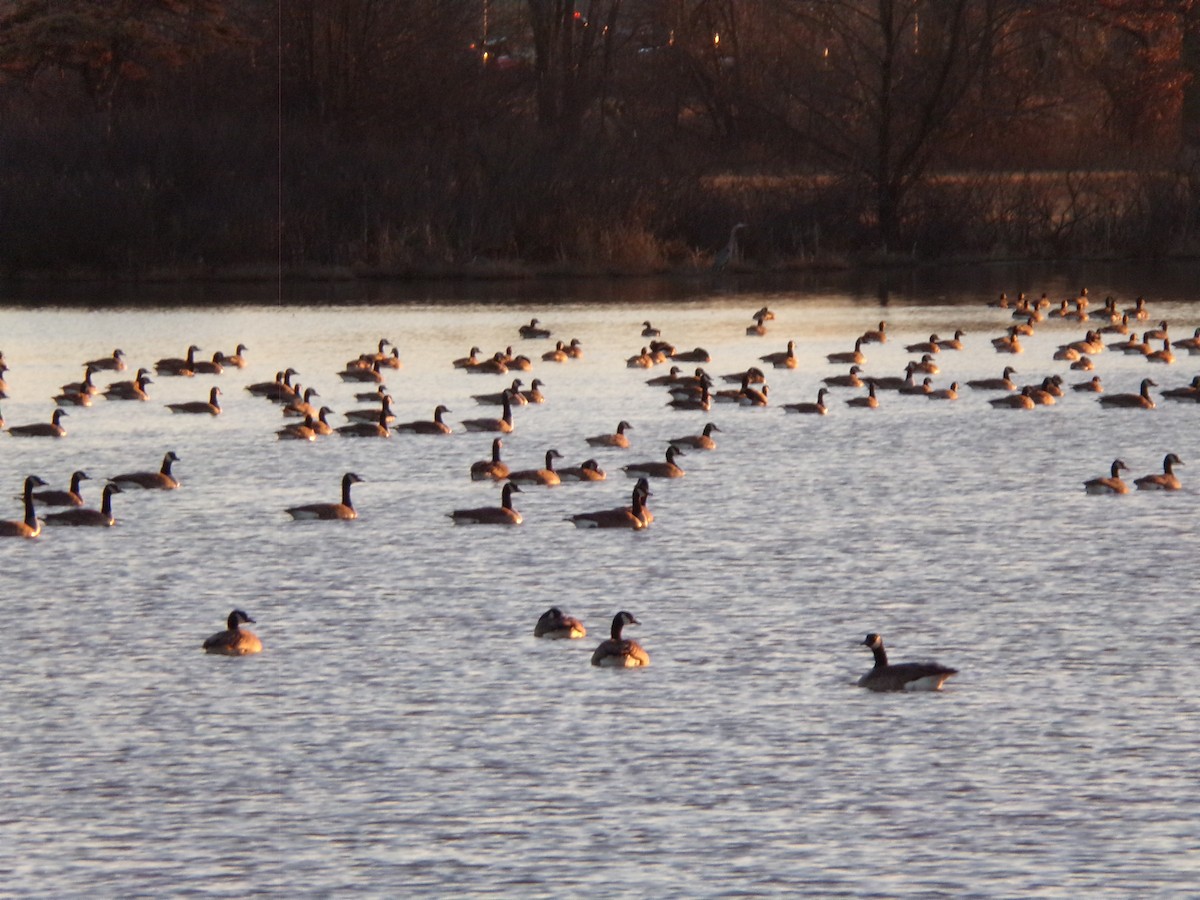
394 405 453 435
8 409 68 437
111 451 181 490
0 475 47 538
1134 453 1183 491
44 483 122 526
286 472 364 520
32 470 90 507
622 445 685 478
203 610 263 655
470 438 510 481
534 607 587 639
591 611 650 667
449 482 523 525
1084 459 1129 494
858 633 956 692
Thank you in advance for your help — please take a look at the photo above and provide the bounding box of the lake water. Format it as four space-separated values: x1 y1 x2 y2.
2 264 1199 896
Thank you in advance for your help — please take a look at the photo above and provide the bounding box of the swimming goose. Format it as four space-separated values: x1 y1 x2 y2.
668 422 721 450
507 449 563 486
759 340 798 369
645 365 685 386
32 470 89 507
586 420 633 448
569 479 652 529
746 313 769 336
988 386 1036 409
470 438 510 481
1084 459 1130 494
473 379 527 406
622 445 685 478
731 376 768 406
215 344 249 368
44 483 121 527
1071 376 1103 393
898 377 934 396
461 392 515 433
1024 378 1057 406
670 347 712 364
53 389 92 407
904 334 941 354
1012 315 1037 335
111 451 181 490
277 414 319 441
394 405 453 435
989 291 1011 308
1098 378 1156 409
936 329 966 350
626 347 655 368
286 472 364 520
846 381 879 408
1070 356 1094 371
1111 332 1150 354
103 369 153 401
591 611 650 667
783 387 829 414
520 379 546 403
468 352 510 375
992 328 1022 353
1052 345 1081 362
155 345 201 376
1142 319 1170 341
453 346 483 369
311 406 335 435
8 409 68 437
1146 338 1175 365
1172 327 1200 352
339 358 385 383
282 387 321 418
344 394 395 424
858 633 956 692
557 458 606 482
336 406 392 438
823 365 865 388
203 610 263 656
910 354 940 375
534 607 587 639
719 366 765 385
1065 331 1105 355
753 306 776 321
166 386 222 415
641 321 661 338
190 352 225 376
60 365 100 398
826 338 865 365
85 348 126 371
542 340 570 363
1099 314 1130 335
860 321 888 344
519 318 552 339
0 475 47 538
1126 296 1149 319
1161 375 1200 400
1134 453 1183 491
565 338 583 359
246 368 297 399
966 366 1018 391
926 381 959 401
449 482 523 525
870 363 919 391
667 385 712 411
354 385 391 405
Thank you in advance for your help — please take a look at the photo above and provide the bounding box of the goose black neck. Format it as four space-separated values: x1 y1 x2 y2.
610 616 625 640
22 481 37 527
870 643 889 668
341 477 356 508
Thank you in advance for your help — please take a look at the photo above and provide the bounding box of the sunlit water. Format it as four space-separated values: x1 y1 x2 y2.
2 266 1199 896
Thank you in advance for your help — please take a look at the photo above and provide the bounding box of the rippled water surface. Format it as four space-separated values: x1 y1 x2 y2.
2 267 1199 897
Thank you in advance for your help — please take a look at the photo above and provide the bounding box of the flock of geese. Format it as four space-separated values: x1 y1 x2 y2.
5 288 1195 681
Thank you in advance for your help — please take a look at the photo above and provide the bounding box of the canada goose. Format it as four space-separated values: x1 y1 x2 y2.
534 607 587 639
565 338 583 359
753 306 776 321
344 394 396 424
44 483 121 527
737 377 769 407
190 352 225 376
335 406 392 438
461 392 514 433
1143 319 1170 341
662 367 708 390
277 414 319 441
569 479 652 529
203 610 263 655
846 381 879 408
543 340 570 363
85 348 126 371
520 379 546 404
519 318 551 339
1146 339 1175 365
474 379 526 406
898 377 933 396
449 482 523 525
469 352 509 375
32 470 89 507
1111 332 1150 355
586 420 633 448
989 292 1010 308
926 381 959 401
1065 331 1104 355
667 385 712 411
1071 376 1103 393
246 368 297 399
215 344 249 368
286 472 364 520
719 366 765 385
641 321 661 338
1172 327 1200 352
858 633 956 692
508 449 564 486
282 387 321 418
627 347 654 368
623 445 685 478
103 369 153 401
155 345 201 376
936 330 966 350
993 329 1023 354
0 475 47 538
988 386 1036 409
166 386 222 415
823 365 865 388
60 365 100 397
758 340 797 367
1099 314 1130 335
1024 379 1057 406
311 406 335 435
111 451 181 490
1125 296 1149 319
1070 356 1094 371
670 347 711 363
373 346 403 369
1098 378 1156 409
870 363 919 391
1134 453 1183 491
8 408 68 437
1012 315 1037 335
394 405 453 435
453 346 482 369
557 458 606 482
1162 375 1200 400
1052 345 1080 362
668 422 721 451
746 313 768 336
860 321 888 344
591 611 650 667
53 389 92 408
339 358 385 383
910 354 940 375
471 438 510 481
645 365 685 386
967 366 1018 391
1084 459 1130 494
783 387 829 414
826 338 865 365
904 334 941 354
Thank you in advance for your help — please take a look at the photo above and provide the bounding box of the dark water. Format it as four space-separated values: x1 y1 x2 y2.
1 266 1198 896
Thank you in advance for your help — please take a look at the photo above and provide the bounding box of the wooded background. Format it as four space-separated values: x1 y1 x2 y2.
2 1 1199 277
